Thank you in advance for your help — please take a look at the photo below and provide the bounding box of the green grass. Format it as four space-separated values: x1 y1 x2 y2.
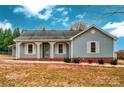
0 62 124 87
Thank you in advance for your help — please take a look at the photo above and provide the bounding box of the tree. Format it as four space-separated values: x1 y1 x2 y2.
13 28 20 39
70 21 86 31
0 28 4 50
3 28 13 50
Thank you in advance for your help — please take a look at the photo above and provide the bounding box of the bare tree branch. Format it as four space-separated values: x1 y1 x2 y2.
98 6 124 19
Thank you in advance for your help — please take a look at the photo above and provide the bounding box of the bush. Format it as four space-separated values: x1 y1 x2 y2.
110 59 118 65
98 59 104 64
88 60 92 64
64 58 71 63
72 58 80 63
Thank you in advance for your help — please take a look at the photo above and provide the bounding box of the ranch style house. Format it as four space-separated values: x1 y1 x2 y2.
13 25 116 63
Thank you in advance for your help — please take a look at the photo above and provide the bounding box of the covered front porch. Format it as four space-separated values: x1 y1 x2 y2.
16 41 71 59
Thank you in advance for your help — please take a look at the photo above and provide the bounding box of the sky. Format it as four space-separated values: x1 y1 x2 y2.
0 5 124 51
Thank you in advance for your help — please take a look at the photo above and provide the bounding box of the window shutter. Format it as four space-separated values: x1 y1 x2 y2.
55 44 58 54
87 41 90 53
96 41 100 53
63 44 66 54
33 44 36 54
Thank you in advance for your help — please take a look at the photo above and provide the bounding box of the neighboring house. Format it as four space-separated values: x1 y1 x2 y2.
116 50 124 59
13 25 116 63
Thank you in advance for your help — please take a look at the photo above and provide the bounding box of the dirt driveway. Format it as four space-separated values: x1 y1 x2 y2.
0 55 15 60
0 54 124 66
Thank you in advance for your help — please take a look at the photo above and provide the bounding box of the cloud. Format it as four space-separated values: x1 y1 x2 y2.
56 7 68 16
62 11 68 16
69 8 72 12
62 17 69 26
56 7 65 12
0 20 13 30
110 26 124 37
102 21 124 37
51 7 70 27
76 13 86 19
102 21 124 29
14 5 54 20
52 17 69 27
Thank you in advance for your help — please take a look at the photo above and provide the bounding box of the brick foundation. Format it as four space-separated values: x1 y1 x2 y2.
79 57 113 63
16 57 113 63
16 58 64 61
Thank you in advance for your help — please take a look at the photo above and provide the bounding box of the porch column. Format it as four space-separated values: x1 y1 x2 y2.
49 42 55 59
36 42 42 59
16 42 21 59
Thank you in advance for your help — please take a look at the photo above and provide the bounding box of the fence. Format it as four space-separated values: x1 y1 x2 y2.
0 50 12 55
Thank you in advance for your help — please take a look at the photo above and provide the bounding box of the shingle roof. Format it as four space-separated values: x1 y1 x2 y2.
15 25 116 41
15 30 81 40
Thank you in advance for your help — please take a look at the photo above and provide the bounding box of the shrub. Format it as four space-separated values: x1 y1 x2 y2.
72 58 80 63
110 59 118 65
98 59 104 64
64 58 71 63
88 60 92 64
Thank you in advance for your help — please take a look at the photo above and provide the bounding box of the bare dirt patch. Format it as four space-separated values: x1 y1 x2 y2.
0 55 15 60
118 60 124 65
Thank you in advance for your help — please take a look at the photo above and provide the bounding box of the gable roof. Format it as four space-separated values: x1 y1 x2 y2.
70 24 117 40
14 25 116 41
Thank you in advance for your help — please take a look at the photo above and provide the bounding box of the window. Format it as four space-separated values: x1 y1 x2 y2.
87 41 99 53
55 43 66 54
25 43 36 55
58 44 63 53
91 42 96 53
28 44 33 54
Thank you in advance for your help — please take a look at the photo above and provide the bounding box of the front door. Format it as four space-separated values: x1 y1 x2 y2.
43 43 50 58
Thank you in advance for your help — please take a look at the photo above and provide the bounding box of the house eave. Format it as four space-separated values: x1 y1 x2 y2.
14 39 70 42
69 24 117 41
8 44 16 48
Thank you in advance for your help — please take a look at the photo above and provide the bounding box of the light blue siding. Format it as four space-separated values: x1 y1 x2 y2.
19 42 69 58
20 43 37 58
72 28 114 58
54 43 69 58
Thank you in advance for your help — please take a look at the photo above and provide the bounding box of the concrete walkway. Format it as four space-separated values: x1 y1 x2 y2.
1 59 124 68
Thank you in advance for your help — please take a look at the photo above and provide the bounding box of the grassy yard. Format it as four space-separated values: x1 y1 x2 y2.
0 61 124 87
0 54 124 87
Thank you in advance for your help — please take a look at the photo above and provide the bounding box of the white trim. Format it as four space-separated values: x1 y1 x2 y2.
87 41 100 54
16 42 21 59
96 41 100 53
86 41 90 53
71 40 73 58
24 43 36 55
49 42 56 58
35 42 42 58
55 43 66 54
14 39 69 42
113 40 115 58
70 25 117 40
